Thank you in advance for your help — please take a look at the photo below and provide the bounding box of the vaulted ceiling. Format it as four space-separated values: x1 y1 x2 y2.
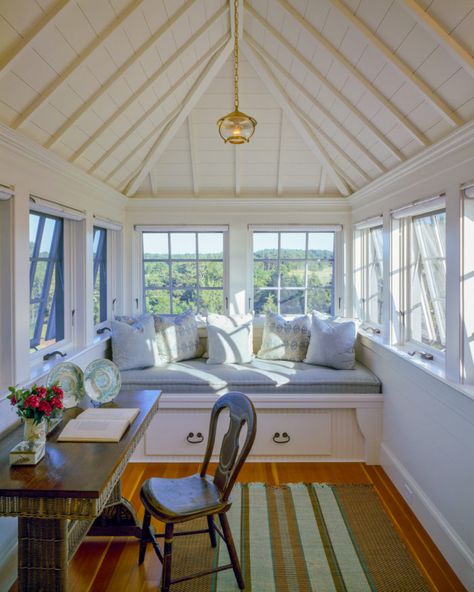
0 0 473 199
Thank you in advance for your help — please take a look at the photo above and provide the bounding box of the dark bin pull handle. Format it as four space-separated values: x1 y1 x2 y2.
186 432 204 444
273 432 291 444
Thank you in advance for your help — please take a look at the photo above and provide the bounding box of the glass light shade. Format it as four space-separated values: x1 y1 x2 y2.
216 110 257 144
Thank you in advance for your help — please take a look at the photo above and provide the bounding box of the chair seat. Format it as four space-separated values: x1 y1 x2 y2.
140 474 227 522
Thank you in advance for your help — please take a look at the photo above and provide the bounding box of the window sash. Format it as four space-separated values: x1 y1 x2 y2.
93 226 107 325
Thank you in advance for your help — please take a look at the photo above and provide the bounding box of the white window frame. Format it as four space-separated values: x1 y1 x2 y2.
249 225 343 317
0 191 13 392
137 225 229 316
461 181 474 383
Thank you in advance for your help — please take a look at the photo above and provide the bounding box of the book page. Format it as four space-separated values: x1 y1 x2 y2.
79 407 140 424
58 418 130 442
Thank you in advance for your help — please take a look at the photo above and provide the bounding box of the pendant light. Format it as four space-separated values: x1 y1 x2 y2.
217 0 257 144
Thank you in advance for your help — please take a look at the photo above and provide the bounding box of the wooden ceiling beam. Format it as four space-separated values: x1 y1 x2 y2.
265 0 430 146
318 170 327 195
71 9 227 164
243 40 351 197
125 40 234 196
44 0 199 149
329 0 463 126
188 112 199 196
0 0 72 82
13 0 147 129
149 168 159 196
246 34 387 175
245 5 405 163
399 0 474 77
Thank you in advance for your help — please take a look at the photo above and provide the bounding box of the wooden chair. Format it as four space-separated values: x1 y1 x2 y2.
138 391 257 591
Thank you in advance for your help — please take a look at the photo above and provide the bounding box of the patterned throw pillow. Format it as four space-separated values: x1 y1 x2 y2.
111 314 158 370
206 313 253 364
304 314 356 369
153 309 204 364
257 312 311 362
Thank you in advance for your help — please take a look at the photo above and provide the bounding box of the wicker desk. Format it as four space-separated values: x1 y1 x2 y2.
0 389 161 592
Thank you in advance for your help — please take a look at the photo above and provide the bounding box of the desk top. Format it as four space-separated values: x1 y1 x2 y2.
0 390 160 504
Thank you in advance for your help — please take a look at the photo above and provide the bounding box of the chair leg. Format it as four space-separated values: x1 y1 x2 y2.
139 510 151 564
161 523 174 592
207 514 217 548
219 513 245 590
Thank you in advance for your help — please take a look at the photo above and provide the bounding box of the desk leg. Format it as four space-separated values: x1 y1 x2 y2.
18 517 68 592
88 479 141 538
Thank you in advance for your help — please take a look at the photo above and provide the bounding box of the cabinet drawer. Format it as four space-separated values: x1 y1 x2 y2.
253 411 331 456
145 411 210 456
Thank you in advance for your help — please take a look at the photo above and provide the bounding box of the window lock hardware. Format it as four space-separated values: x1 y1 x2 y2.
112 298 117 310
97 327 111 334
407 350 434 361
43 350 67 361
225 296 229 310
362 326 381 334
135 298 139 309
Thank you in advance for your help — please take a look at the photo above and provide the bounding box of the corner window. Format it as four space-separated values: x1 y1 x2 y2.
142 230 226 314
29 212 64 351
93 226 107 325
252 230 335 315
354 222 383 327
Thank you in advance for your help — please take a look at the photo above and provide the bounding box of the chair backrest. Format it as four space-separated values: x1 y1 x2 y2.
200 392 256 502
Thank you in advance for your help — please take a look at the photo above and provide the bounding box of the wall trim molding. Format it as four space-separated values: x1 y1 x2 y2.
381 444 474 591
0 123 127 206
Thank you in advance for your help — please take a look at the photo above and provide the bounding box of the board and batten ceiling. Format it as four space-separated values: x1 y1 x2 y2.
0 0 472 199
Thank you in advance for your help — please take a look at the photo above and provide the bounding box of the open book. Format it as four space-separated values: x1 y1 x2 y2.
57 408 140 443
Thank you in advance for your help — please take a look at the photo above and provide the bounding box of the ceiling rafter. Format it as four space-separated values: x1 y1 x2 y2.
244 5 405 164
149 167 159 195
71 8 228 164
125 40 234 196
276 111 285 196
318 170 327 195
398 0 474 77
246 34 387 175
89 38 227 176
329 0 463 126
188 112 199 196
44 0 199 149
265 0 430 146
13 0 147 129
242 40 351 196
0 0 72 82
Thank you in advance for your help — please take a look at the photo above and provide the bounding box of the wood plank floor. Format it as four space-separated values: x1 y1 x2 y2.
10 462 466 592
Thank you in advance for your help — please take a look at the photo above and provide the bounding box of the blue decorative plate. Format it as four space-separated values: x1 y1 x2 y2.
46 362 85 409
84 359 121 404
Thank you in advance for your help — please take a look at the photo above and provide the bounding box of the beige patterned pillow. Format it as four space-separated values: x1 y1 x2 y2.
257 312 311 362
153 309 204 364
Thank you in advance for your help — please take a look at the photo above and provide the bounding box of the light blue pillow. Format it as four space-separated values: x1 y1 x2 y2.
206 313 253 364
304 314 356 369
153 309 203 364
257 312 311 362
111 314 158 371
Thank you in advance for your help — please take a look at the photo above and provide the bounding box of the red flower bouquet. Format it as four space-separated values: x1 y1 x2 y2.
7 384 64 424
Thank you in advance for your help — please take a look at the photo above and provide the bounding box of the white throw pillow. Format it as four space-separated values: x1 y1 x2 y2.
257 312 311 362
304 314 356 369
206 313 253 364
153 309 204 364
111 314 158 371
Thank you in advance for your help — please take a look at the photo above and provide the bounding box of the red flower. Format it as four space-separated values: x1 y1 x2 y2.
10 396 17 406
52 386 64 398
24 395 40 408
38 400 52 416
36 386 47 398
51 397 63 409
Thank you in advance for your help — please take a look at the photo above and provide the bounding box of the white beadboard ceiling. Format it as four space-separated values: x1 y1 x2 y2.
0 0 473 198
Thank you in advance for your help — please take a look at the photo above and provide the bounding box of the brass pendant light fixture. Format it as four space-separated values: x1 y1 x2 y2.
217 0 257 144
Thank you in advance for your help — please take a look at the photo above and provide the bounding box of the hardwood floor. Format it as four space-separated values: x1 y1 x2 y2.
10 462 466 592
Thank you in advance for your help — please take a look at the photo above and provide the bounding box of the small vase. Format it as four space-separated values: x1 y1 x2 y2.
23 417 47 444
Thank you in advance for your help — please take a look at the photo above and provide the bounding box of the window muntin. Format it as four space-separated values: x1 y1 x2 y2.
253 231 335 315
409 210 446 349
93 226 107 325
143 231 225 314
367 226 383 325
29 212 64 351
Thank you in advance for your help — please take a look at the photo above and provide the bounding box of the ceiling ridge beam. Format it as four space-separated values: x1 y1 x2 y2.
0 0 73 82
13 0 148 129
398 0 474 77
86 36 228 174
125 40 234 196
276 111 285 196
43 0 199 149
246 34 387 174
328 0 462 126
188 112 199 196
242 40 351 196
252 0 429 146
71 10 228 164
244 5 404 163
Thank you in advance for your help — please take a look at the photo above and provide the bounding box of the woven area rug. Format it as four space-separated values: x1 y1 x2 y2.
168 483 430 592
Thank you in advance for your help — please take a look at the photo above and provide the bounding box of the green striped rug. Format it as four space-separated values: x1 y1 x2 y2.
169 483 430 592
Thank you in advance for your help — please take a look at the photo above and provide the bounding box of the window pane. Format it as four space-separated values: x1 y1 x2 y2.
367 226 383 324
308 233 334 259
143 233 168 259
280 233 305 257
308 289 332 314
93 227 107 325
173 288 197 313
254 233 278 258
200 289 224 314
198 233 223 259
144 261 169 289
29 214 39 257
280 261 305 287
171 262 197 288
199 261 223 287
280 290 305 314
308 260 333 288
254 260 278 289
254 289 277 314
146 290 170 314
170 233 195 258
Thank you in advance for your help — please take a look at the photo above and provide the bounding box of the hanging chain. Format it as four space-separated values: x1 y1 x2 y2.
233 0 239 111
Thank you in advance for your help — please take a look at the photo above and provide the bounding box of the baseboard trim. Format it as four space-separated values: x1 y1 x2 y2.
381 444 474 591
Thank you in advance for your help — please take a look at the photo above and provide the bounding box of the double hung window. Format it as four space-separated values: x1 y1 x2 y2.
142 230 226 315
252 230 336 315
93 226 107 325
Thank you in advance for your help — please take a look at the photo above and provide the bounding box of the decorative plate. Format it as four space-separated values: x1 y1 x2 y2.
46 362 85 409
84 359 121 404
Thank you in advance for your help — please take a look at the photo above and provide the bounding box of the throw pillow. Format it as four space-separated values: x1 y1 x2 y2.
304 314 356 369
111 314 158 371
153 309 203 364
206 313 253 364
257 311 311 362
